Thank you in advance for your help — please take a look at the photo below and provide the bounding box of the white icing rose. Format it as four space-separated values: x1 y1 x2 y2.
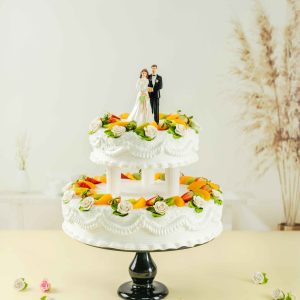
175 124 187 136
272 289 285 300
79 196 94 211
154 201 169 215
111 125 126 137
117 201 133 215
213 190 222 199
144 125 158 139
14 278 27 291
62 182 73 193
252 272 265 284
89 118 102 133
193 196 208 208
62 189 75 204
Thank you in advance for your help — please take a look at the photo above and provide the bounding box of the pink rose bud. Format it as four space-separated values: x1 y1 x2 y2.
40 279 51 292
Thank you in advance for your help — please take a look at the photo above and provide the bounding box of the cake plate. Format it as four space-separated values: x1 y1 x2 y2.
88 241 211 300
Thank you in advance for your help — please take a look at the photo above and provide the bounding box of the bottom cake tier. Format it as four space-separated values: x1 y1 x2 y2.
61 174 223 251
62 199 222 251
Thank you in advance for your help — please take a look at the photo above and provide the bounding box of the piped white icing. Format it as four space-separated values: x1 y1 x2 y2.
89 128 199 168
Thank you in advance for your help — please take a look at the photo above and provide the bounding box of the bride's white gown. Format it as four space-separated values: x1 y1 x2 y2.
127 77 154 125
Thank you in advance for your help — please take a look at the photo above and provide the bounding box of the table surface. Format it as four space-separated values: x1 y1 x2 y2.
0 231 299 300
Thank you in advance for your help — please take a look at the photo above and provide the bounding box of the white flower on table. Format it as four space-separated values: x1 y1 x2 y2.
117 200 133 215
111 125 126 137
272 289 285 300
14 278 27 291
252 271 268 284
175 123 187 136
153 201 169 215
193 195 210 208
79 196 94 211
144 125 158 139
89 118 102 133
62 189 75 204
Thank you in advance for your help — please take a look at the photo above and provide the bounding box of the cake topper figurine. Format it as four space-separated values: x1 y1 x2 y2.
128 65 163 125
148 64 163 124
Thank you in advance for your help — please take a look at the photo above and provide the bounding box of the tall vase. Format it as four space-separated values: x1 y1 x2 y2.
16 170 30 193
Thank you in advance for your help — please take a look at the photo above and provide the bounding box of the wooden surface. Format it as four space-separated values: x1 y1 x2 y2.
0 231 299 299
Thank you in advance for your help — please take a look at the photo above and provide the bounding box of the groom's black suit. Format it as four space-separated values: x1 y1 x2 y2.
148 74 163 124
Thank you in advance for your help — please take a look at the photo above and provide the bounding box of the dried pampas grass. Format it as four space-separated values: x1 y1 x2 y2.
232 0 300 226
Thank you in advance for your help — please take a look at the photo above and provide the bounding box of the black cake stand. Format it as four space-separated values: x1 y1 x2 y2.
88 241 211 300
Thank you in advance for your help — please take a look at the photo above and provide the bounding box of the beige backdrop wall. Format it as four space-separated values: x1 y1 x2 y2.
0 0 290 226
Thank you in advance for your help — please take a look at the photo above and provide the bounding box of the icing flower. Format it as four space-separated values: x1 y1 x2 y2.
117 200 133 215
153 201 169 215
111 125 126 137
79 196 94 211
144 125 158 139
175 123 187 136
193 195 208 208
272 289 285 300
252 272 268 284
14 278 28 291
62 189 75 204
89 118 102 134
40 279 51 292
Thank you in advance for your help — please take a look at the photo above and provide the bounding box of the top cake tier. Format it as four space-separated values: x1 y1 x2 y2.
88 112 200 169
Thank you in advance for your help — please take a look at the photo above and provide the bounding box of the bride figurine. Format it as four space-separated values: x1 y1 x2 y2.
127 69 154 125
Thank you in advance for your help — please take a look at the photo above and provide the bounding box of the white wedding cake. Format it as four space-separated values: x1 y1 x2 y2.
62 111 223 250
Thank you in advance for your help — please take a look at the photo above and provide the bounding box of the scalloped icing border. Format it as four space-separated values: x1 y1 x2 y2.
62 220 223 251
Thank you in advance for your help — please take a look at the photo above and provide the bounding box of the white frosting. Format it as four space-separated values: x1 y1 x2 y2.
89 128 199 168
62 196 223 251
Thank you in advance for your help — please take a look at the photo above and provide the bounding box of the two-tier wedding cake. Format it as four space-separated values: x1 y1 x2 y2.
62 110 223 251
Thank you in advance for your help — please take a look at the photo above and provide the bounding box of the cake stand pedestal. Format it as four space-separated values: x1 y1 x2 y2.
117 251 168 300
90 241 210 300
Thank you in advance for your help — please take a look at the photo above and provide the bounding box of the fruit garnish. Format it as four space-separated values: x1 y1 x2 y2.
146 195 161 206
94 175 106 183
133 198 146 209
188 179 206 191
94 194 112 205
119 112 129 119
77 180 96 189
193 189 211 200
86 177 101 184
166 113 179 120
208 181 220 190
174 196 185 207
180 175 195 185
121 173 130 179
174 118 188 127
181 191 194 202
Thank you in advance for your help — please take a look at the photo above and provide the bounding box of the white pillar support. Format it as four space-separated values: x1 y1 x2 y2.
165 167 180 196
106 165 121 197
142 169 155 187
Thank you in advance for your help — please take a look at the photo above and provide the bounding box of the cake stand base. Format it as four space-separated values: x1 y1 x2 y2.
117 251 168 300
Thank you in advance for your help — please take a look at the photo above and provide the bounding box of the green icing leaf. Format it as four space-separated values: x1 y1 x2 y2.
125 121 137 131
195 207 203 213
113 211 128 217
104 129 119 138
164 197 175 206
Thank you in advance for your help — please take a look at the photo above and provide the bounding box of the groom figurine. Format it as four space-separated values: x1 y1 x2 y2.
148 64 163 124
